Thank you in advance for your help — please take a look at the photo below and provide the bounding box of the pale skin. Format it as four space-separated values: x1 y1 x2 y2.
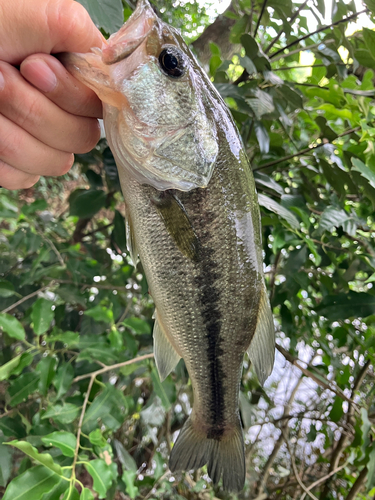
0 0 104 190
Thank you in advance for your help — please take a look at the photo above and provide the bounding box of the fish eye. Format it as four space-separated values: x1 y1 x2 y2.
159 46 187 78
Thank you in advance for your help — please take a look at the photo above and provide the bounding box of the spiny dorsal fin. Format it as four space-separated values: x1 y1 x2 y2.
153 310 181 382
152 192 200 262
247 285 275 385
125 208 138 266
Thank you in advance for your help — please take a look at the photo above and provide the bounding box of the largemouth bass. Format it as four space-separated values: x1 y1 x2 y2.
63 0 275 491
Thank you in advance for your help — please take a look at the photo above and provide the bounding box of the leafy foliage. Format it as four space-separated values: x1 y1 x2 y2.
1 1 375 499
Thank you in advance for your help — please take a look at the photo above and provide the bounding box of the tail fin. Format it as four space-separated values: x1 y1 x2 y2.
169 415 245 492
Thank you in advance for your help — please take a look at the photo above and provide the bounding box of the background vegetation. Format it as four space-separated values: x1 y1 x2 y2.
1 0 375 498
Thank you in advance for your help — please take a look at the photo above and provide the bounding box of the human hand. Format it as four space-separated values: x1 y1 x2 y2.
0 0 104 189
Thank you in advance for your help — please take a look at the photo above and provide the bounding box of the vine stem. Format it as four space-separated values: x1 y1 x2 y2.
71 352 154 484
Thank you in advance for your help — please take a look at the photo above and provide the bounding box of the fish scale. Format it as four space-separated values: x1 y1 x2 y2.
62 0 275 491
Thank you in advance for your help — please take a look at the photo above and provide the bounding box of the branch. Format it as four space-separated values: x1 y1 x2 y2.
253 126 361 171
1 284 54 314
320 360 371 498
276 344 356 406
253 0 269 39
73 352 154 383
345 467 368 500
256 377 303 494
299 462 347 500
270 9 369 59
265 0 308 54
283 429 319 500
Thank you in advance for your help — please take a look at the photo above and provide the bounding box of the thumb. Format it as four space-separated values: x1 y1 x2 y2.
0 0 104 65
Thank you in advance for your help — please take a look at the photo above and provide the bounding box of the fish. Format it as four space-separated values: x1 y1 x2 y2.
62 0 275 492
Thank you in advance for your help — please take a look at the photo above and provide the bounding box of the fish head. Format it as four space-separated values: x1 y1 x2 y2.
63 0 220 191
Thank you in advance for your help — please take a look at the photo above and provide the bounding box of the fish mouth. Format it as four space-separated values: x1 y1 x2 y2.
102 0 158 65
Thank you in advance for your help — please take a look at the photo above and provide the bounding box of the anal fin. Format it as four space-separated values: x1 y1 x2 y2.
153 311 181 382
247 285 275 385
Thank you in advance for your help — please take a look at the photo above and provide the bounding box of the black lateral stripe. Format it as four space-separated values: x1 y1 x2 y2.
194 224 225 439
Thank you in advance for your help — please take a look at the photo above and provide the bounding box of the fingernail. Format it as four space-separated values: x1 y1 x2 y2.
0 71 4 91
23 59 57 93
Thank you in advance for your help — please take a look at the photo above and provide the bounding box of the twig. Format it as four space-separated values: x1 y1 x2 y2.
283 429 319 500
299 462 347 500
54 279 128 291
265 0 308 54
276 344 356 407
83 222 114 238
271 39 335 63
253 126 361 171
253 0 268 38
274 63 347 71
73 353 154 383
33 223 65 267
1 284 54 314
72 375 95 475
270 9 368 59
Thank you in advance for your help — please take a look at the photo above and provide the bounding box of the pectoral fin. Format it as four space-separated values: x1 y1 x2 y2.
247 285 275 385
125 208 138 266
153 311 181 382
153 192 200 262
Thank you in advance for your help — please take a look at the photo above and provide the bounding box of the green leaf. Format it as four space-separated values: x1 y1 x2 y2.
329 396 344 423
240 33 259 59
363 28 375 60
111 210 127 253
41 431 77 458
150 367 171 411
315 292 375 320
62 487 80 500
77 0 124 34
122 470 139 500
84 459 113 498
367 447 375 490
8 372 40 406
258 194 300 229
36 356 57 396
84 304 113 323
69 189 107 219
0 354 22 381
54 362 74 400
0 313 25 340
42 403 80 424
83 386 127 433
315 206 351 236
354 49 375 69
0 443 12 487
89 429 107 447
122 317 151 334
6 441 62 475
254 171 284 195
352 158 375 189
80 488 95 500
2 465 60 500
230 15 249 44
0 415 26 438
0 280 16 297
31 298 54 335
254 121 270 153
114 439 137 472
